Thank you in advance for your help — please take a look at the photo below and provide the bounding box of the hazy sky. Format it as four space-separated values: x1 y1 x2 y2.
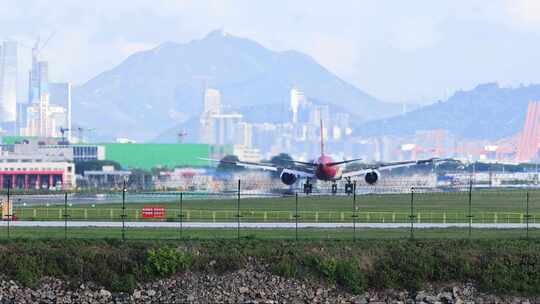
3 0 540 104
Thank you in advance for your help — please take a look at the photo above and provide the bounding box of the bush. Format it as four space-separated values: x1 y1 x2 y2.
335 260 365 294
145 247 193 277
111 274 137 293
272 257 298 278
15 268 38 288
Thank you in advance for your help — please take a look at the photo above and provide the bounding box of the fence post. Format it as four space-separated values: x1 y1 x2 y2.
237 180 241 241
409 187 415 239
6 184 10 240
295 192 299 241
526 191 530 240
352 181 357 241
121 180 126 241
63 192 69 240
179 192 183 240
468 179 473 238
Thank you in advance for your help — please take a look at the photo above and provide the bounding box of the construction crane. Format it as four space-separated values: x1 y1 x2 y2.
17 31 56 61
59 127 70 144
177 130 188 143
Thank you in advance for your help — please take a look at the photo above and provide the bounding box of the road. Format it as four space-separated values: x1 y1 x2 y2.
1 221 539 229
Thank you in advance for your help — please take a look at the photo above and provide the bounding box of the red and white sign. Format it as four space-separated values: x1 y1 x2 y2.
141 206 166 219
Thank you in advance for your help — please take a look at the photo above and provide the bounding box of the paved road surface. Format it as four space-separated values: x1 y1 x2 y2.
1 221 539 229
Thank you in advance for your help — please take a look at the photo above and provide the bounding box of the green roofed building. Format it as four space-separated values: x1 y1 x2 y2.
103 143 232 170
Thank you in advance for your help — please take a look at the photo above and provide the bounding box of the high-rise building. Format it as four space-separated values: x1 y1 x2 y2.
235 122 253 147
290 88 307 124
210 113 243 145
203 88 221 115
19 45 68 138
0 40 18 133
199 88 222 144
49 82 72 140
28 49 48 105
309 105 330 125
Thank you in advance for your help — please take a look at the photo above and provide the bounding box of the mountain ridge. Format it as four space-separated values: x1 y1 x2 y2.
72 30 401 142
355 83 540 140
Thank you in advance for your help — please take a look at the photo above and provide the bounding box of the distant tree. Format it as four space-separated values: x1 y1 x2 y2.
270 153 293 167
75 160 122 175
217 155 242 171
268 153 294 178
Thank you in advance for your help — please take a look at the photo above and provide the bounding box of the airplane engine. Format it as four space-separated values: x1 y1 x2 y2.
280 172 297 185
364 170 380 185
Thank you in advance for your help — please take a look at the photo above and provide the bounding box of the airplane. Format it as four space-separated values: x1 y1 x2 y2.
201 120 443 194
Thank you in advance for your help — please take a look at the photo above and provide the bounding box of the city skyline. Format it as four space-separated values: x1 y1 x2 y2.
3 1 540 104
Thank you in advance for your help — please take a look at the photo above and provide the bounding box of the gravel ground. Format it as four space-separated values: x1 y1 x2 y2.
0 265 536 303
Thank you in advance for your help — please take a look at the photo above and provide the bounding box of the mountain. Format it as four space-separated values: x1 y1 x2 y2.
73 30 400 142
355 83 540 140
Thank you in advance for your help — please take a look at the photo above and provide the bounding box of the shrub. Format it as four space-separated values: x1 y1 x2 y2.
319 258 337 281
111 274 137 292
335 260 365 294
272 257 298 278
15 268 38 288
145 247 193 277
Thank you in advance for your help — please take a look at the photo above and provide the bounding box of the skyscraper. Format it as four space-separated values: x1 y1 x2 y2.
20 44 68 139
49 82 72 140
199 88 222 143
203 88 221 115
290 88 307 124
0 40 18 133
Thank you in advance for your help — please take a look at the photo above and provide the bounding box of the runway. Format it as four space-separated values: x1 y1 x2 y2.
1 221 539 229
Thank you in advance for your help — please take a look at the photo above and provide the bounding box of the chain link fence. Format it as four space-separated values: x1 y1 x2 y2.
0 180 539 240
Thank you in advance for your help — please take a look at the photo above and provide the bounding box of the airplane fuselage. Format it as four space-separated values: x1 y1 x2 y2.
314 155 342 181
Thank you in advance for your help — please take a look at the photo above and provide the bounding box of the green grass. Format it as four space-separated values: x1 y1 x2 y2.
8 189 540 223
1 227 540 240
2 238 540 295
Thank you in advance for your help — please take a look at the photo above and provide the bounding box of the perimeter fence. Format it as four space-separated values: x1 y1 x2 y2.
0 180 540 240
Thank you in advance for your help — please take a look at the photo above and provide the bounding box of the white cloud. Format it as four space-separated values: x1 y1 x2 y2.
3 0 540 103
387 18 441 51
506 0 540 29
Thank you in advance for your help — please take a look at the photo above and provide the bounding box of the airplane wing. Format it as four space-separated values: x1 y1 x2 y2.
199 157 317 178
342 158 442 178
199 158 279 171
327 158 363 167
276 158 317 167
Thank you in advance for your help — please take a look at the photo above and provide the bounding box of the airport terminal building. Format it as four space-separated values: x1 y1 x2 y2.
0 140 76 190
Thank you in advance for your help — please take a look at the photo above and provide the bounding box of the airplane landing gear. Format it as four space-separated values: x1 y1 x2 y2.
345 178 354 195
303 179 313 195
331 183 338 195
